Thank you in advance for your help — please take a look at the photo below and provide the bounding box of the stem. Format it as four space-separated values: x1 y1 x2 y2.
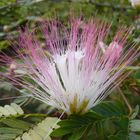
117 87 133 116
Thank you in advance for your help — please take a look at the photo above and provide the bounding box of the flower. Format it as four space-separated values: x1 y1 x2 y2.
130 0 140 8
0 19 139 115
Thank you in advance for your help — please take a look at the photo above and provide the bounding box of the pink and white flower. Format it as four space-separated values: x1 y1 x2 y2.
0 19 139 115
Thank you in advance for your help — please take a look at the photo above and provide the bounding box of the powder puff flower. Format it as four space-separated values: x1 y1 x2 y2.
0 19 139 115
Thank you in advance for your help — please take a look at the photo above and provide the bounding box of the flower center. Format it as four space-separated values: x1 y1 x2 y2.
69 95 89 115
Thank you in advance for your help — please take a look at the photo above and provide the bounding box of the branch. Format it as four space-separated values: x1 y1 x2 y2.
117 87 133 116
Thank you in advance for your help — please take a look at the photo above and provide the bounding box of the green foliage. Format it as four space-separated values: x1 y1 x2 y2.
0 103 59 140
51 101 140 140
0 95 139 140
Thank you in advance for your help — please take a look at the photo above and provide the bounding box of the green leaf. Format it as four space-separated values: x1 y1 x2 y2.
130 105 139 119
92 101 126 118
51 112 97 137
130 119 140 132
108 133 128 140
51 127 74 137
95 116 129 138
0 127 23 134
58 113 96 128
129 133 140 140
1 119 31 130
68 126 88 140
0 134 17 140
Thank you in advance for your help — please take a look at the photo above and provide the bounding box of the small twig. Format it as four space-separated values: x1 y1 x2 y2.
117 87 133 116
